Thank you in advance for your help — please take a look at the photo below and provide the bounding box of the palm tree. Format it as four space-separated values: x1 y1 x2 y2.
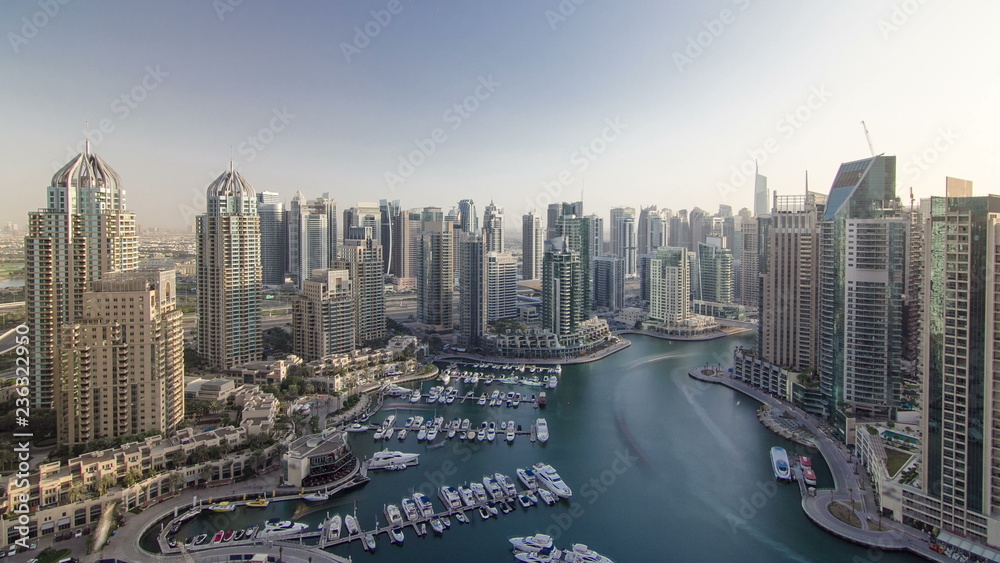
169 472 185 494
68 484 87 503
200 463 214 486
123 467 143 487
98 474 117 496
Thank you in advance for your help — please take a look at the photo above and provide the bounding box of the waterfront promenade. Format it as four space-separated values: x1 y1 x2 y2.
688 367 951 562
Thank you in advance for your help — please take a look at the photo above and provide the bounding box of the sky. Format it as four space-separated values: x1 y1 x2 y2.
2 0 999 231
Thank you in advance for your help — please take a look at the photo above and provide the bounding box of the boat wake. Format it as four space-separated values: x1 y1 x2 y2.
621 352 689 372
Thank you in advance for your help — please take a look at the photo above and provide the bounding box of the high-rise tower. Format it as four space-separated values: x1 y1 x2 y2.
482 200 504 253
257 191 286 286
521 212 544 280
26 146 137 408
196 165 262 370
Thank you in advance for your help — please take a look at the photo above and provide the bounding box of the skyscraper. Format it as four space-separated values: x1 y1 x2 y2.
546 201 583 241
338 227 386 345
26 146 137 408
638 205 666 257
292 269 355 361
457 198 478 234
521 212 544 280
555 214 594 314
379 199 400 276
757 193 824 373
486 251 518 322
754 164 769 217
391 208 422 290
288 192 337 287
542 237 583 338
55 269 184 446
911 189 1000 544
648 247 690 326
735 216 758 307
196 165 262 370
609 207 636 272
457 232 486 350
593 256 625 311
697 239 733 304
818 155 909 424
482 200 504 253
586 214 604 257
343 202 380 244
417 208 454 332
257 191 287 286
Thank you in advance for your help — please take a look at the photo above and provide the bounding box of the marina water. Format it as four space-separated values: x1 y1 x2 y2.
146 334 920 561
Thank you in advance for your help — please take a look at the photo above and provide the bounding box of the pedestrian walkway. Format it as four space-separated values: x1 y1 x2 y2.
688 366 952 562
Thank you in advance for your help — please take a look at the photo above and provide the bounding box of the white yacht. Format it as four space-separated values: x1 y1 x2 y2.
533 462 572 498
389 526 404 544
383 414 396 428
562 543 614 563
537 489 556 505
326 515 341 542
384 504 403 527
458 486 476 507
367 449 419 469
302 490 329 502
257 522 309 539
470 481 488 503
506 420 516 442
438 486 463 510
426 426 438 441
401 498 419 522
536 418 549 443
495 473 517 497
483 475 503 500
517 467 539 490
487 421 496 442
413 492 435 517
478 393 488 406
510 533 554 553
344 514 360 535
345 423 369 433
411 415 424 429
770 446 792 481
383 427 394 440
409 389 421 403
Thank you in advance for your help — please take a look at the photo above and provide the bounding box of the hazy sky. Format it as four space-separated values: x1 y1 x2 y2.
2 1 998 230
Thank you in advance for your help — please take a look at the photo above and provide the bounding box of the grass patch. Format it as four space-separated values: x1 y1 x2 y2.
37 547 72 563
829 501 862 528
885 447 913 477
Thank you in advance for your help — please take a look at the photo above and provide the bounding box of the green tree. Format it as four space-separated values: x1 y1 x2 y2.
122 467 143 487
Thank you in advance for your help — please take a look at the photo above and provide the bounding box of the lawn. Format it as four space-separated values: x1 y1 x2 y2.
885 447 913 477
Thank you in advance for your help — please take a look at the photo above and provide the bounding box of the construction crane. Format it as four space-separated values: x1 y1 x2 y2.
861 120 876 157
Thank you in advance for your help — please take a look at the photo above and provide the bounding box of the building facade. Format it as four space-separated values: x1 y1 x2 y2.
257 191 286 286
522 211 544 280
417 208 454 332
293 269 355 361
593 256 625 311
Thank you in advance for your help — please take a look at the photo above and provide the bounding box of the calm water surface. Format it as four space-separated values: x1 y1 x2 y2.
152 335 920 562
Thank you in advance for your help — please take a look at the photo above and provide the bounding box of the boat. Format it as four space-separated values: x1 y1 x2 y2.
384 427 394 440
455 511 469 524
232 529 244 541
404 416 414 428
803 467 817 487
479 506 491 520
373 428 384 440
383 414 396 428
458 486 476 507
441 372 451 385
536 418 549 442
467 429 477 440
441 515 451 528
245 524 258 539
368 449 420 469
518 493 533 508
534 462 572 498
487 421 496 442
409 389 421 403
426 426 438 441
800 456 812 468
512 393 521 408
345 514 360 535
430 517 445 534
448 425 457 439
212 531 225 543
506 421 516 442
167 538 177 548
183 536 193 547
398 428 408 440
478 394 488 406
486 501 499 515
263 519 293 530
477 426 487 441
414 492 435 517
193 534 208 545
522 377 543 387
461 418 471 432
417 427 427 441
470 481 488 503
438 486 463 510
302 490 329 502
384 504 403 526
417 523 427 536
526 490 539 505
389 526 404 543
364 532 376 551
547 376 558 389
346 423 369 433
246 497 269 508
538 391 547 407
207 501 235 512
514 550 559 563
770 446 792 481
518 468 539 490
510 533 554 553
327 515 341 541
496 473 517 497
411 415 424 429
499 500 513 513
562 543 613 563
401 498 420 522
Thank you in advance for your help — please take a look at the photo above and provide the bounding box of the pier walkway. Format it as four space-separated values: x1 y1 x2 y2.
688 367 951 562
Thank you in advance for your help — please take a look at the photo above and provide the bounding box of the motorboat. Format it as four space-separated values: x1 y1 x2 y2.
401 498 420 522
389 526 404 543
800 455 813 468
411 416 424 429
232 529 244 541
562 543 613 563
398 428 408 440
193 534 208 545
207 502 235 512
413 492 435 517
526 490 539 505
770 447 792 481
458 486 476 507
455 511 469 524
246 497 269 508
803 467 818 487
384 504 403 526
346 423 369 433
373 427 384 440
518 493 533 508
409 389 421 403
495 473 517 497
368 449 420 470
499 500 513 513
384 427 394 440
327 515 341 541
485 501 499 515
302 490 329 502
478 394 488 406
345 514 360 535
439 486 463 510
430 517 445 534
470 481 488 503
510 533 554 553
518 467 539 490
487 421 496 442
212 531 224 543
538 391 547 407
479 506 491 520
364 532 376 551
417 427 427 441
383 414 396 428
461 418 471 432
506 421 516 442
534 462 572 498
536 418 549 442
